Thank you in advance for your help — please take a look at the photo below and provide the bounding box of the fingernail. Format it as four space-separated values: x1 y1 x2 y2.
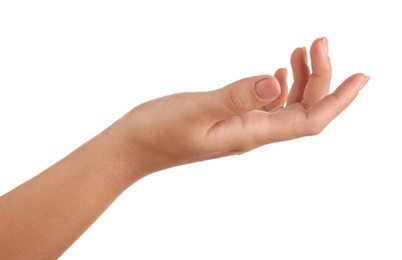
321 37 329 56
255 77 281 100
359 76 370 90
301 47 308 64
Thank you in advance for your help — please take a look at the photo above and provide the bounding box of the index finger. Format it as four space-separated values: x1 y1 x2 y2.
306 73 369 133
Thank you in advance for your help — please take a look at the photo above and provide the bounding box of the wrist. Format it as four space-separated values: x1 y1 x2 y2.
96 117 153 188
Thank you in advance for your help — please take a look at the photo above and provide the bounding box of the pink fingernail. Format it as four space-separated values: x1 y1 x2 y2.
255 77 281 100
321 37 329 56
359 76 370 90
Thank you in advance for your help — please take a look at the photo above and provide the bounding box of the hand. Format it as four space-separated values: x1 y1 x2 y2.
111 37 369 183
0 38 369 259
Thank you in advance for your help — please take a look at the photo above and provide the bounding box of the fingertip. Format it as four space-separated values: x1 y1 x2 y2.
291 47 305 63
291 48 310 74
359 75 370 90
275 67 288 78
321 37 329 56
309 37 330 61
346 73 369 90
310 37 324 50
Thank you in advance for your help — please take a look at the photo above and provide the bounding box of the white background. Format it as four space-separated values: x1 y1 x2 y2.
1 1 401 259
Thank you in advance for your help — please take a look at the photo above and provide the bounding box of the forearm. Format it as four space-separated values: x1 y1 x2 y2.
0 121 142 259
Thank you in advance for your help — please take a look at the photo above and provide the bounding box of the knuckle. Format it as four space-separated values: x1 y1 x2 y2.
307 123 324 136
230 144 253 155
225 89 247 114
311 65 332 78
295 114 325 137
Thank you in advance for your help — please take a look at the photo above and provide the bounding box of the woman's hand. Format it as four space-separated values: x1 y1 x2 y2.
0 37 368 259
111 37 369 184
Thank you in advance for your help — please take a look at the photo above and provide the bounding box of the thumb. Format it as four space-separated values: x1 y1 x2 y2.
203 75 281 121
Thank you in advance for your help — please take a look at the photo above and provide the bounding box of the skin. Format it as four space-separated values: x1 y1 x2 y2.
0 37 369 259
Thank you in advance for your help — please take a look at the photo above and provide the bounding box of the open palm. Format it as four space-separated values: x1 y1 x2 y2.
120 37 368 176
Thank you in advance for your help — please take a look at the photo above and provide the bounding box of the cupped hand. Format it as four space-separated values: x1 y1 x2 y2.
112 37 369 182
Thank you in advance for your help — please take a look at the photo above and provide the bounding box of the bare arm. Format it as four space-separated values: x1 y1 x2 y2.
0 125 136 259
0 37 369 259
